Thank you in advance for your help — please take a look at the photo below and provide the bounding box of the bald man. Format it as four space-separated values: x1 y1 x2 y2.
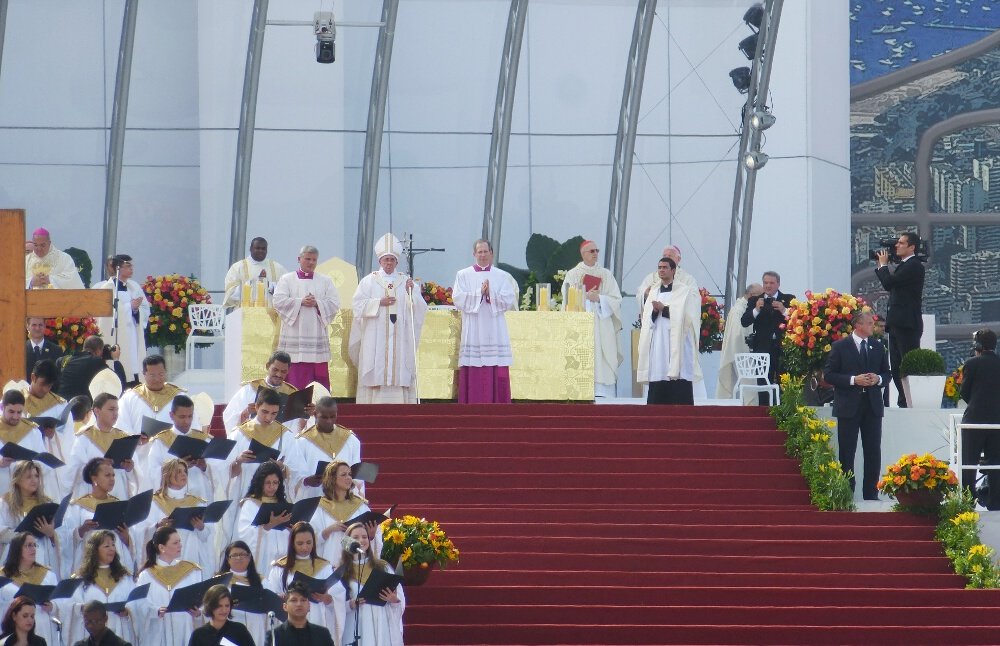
25 227 84 289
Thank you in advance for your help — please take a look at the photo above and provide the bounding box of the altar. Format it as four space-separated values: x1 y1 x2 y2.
225 307 596 401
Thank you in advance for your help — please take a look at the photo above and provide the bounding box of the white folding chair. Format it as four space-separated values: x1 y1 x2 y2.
949 414 1000 497
733 352 780 406
185 304 226 370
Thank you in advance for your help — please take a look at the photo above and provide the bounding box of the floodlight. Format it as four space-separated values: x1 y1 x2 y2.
749 110 776 130
739 34 759 60
730 67 752 93
743 4 765 30
744 151 769 170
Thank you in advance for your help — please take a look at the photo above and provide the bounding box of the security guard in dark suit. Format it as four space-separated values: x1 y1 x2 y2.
960 328 1000 509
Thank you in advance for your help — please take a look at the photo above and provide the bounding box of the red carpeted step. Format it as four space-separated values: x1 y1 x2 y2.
373 456 805 474
345 416 779 430
371 486 813 505
374 471 807 489
365 441 791 459
355 426 785 440
338 403 773 417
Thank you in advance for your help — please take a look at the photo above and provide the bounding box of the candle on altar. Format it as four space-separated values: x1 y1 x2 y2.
241 283 252 307
536 283 550 311
255 281 266 307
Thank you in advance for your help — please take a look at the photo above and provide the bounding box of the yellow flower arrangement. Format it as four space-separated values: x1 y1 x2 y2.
780 288 873 377
142 273 212 351
378 515 459 570
944 363 964 405
877 453 959 498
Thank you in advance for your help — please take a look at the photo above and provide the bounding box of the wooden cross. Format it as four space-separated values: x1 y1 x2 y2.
0 209 112 383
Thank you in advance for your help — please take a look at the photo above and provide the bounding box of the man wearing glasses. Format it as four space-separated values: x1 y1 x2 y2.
94 254 150 384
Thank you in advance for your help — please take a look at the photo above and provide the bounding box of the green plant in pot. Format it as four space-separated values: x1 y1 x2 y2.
899 348 946 409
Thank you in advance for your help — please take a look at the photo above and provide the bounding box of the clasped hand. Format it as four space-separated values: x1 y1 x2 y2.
855 373 878 387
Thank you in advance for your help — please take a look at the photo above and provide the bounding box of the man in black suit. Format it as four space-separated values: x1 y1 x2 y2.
25 317 62 380
740 271 795 404
56 336 127 400
960 328 1000 509
875 232 925 407
265 581 335 646
824 312 891 500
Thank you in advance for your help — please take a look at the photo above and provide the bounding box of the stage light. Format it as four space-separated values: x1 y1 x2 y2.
739 34 759 60
314 11 336 63
744 151 768 170
749 110 776 130
743 4 764 30
730 67 751 93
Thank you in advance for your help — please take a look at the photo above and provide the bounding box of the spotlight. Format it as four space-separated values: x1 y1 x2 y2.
749 110 776 130
744 151 769 170
730 67 751 93
314 11 336 64
738 34 759 60
743 3 765 30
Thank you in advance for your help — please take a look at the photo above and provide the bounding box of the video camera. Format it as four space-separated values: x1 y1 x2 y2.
867 237 929 263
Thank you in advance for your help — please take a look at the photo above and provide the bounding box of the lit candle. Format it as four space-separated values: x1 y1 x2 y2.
255 281 266 307
241 283 251 307
538 285 550 311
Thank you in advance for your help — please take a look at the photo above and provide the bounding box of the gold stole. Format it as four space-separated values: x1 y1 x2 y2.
21 390 66 417
153 492 205 516
71 494 120 513
299 425 353 459
318 496 364 522
238 421 285 448
91 568 128 596
12 563 50 586
152 429 211 449
273 556 331 579
147 561 200 591
132 384 183 413
0 420 37 445
248 379 297 396
76 425 129 454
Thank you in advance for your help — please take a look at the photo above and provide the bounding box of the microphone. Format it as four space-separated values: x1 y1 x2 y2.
267 611 275 622
51 616 62 629
348 539 363 554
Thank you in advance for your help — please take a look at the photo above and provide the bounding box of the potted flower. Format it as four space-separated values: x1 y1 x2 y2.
379 515 459 586
698 288 724 353
420 281 454 308
945 363 965 409
877 453 959 512
143 274 212 353
899 348 946 408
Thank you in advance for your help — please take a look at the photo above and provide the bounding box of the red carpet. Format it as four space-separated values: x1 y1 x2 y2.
222 403 1000 644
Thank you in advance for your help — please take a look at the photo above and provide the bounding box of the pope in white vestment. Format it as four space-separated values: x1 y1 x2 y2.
349 233 428 404
273 246 340 390
223 237 288 308
24 228 84 289
636 258 699 405
94 255 150 381
452 240 518 403
562 240 623 398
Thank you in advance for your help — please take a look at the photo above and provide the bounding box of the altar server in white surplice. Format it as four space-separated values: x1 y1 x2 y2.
452 239 518 404
716 283 763 400
223 236 287 309
562 240 623 398
273 245 340 390
636 257 699 405
94 254 150 383
350 234 427 405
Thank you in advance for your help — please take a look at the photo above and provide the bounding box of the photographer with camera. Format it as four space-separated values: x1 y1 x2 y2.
56 335 127 400
874 232 925 408
740 271 795 405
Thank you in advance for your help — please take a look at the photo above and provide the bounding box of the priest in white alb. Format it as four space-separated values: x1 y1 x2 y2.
349 233 428 404
562 240 623 398
24 227 85 289
223 236 287 308
93 254 150 383
636 257 700 405
452 239 518 403
272 245 340 389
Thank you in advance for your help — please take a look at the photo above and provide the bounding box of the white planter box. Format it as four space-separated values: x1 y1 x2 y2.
902 375 947 409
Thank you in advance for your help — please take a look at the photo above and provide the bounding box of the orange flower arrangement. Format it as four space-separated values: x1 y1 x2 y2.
945 364 964 405
44 317 101 352
780 288 872 376
699 288 724 354
877 453 959 498
420 280 454 306
142 274 212 351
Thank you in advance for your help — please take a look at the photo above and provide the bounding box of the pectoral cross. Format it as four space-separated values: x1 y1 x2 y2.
1 209 113 382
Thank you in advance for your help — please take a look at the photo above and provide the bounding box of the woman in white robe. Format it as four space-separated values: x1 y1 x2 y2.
0 533 60 646
236 461 292 571
65 530 137 644
310 461 381 568
217 540 269 646
0 461 61 577
340 522 404 646
137 459 214 568
134 526 203 646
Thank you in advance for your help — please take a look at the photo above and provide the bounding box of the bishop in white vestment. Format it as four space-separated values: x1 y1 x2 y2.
24 227 85 289
452 240 518 403
562 240 623 398
273 245 340 389
349 233 428 404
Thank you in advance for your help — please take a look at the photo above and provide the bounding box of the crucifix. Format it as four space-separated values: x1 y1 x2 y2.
0 209 113 383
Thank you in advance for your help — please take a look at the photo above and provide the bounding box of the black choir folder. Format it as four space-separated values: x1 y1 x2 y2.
29 404 72 432
166 573 232 613
312 461 379 484
104 435 142 466
167 500 232 532
230 584 286 620
251 497 321 531
91 489 153 530
347 505 396 528
15 578 83 604
278 386 313 423
104 583 150 613
246 438 280 463
357 569 405 606
0 443 64 469
15 502 61 538
290 565 344 594
141 416 172 438
168 434 237 461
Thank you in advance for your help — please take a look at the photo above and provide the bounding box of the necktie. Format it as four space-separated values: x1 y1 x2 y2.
33 345 42 360
860 339 869 366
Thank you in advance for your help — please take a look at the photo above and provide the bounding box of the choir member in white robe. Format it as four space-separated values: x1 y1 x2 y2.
285 399 361 502
273 246 340 390
349 234 428 404
138 459 215 569
716 283 764 400
94 255 150 382
636 258 699 405
264 522 344 636
117 356 202 439
24 227 85 289
57 459 138 579
0 461 62 577
562 240 623 398
65 530 137 645
0 392 47 495
0 534 61 646
134 527 204 646
224 392 296 517
67 394 138 499
140 395 217 501
340 523 405 646
18 363 72 499
308 461 379 570
223 237 288 308
452 239 518 403
217 541 269 645
235 462 293 571
222 351 297 433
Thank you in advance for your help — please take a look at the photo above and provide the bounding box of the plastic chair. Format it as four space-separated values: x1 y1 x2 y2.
185 304 226 370
733 352 780 406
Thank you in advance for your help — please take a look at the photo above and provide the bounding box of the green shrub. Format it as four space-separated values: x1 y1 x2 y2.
900 348 945 377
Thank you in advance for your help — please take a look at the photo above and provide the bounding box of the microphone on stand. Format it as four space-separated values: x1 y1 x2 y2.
51 616 64 646
266 610 277 646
